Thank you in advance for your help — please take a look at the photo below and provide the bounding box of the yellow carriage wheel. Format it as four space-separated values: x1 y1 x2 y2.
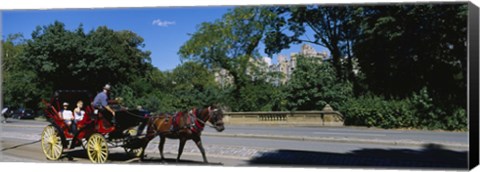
87 133 109 163
41 125 63 160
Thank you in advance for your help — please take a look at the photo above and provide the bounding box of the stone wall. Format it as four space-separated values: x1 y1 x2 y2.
223 110 344 126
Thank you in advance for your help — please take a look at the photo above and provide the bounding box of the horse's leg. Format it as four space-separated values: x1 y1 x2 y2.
159 136 166 161
139 138 149 161
176 137 187 162
193 136 208 163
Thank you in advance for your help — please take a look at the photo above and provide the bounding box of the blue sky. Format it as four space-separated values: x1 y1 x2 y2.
2 7 328 71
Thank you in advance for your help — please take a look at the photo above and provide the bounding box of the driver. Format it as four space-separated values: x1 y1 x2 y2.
92 84 116 124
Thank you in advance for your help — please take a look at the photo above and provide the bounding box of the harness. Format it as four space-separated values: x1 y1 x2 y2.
190 108 204 133
169 111 200 133
146 108 216 138
173 108 215 133
146 114 164 138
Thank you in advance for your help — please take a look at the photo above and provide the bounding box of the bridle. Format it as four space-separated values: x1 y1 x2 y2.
191 107 221 129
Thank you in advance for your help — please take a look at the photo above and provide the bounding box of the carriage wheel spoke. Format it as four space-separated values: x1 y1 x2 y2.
101 151 108 156
45 143 51 153
50 145 54 157
99 152 104 161
54 145 62 156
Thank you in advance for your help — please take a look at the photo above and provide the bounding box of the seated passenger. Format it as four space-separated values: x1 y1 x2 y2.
59 102 76 134
74 100 85 123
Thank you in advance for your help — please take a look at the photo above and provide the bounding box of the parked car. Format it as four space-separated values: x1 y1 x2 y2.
11 108 36 119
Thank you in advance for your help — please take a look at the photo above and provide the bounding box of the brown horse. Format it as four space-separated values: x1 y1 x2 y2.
143 106 225 163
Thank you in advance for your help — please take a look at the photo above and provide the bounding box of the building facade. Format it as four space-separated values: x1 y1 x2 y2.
277 44 328 84
214 44 329 86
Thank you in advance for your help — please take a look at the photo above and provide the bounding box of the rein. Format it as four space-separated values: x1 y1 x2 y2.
124 110 148 119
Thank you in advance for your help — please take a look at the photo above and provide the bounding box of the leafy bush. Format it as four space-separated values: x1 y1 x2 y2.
340 87 467 130
410 87 442 129
409 87 466 130
341 95 412 128
445 107 467 131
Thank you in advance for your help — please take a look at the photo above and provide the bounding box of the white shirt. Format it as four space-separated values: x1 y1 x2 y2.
74 110 85 121
61 110 73 120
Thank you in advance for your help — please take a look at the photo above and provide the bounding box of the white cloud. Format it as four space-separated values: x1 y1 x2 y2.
152 19 176 27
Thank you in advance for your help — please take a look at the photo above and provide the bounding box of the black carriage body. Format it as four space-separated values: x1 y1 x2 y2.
105 109 149 139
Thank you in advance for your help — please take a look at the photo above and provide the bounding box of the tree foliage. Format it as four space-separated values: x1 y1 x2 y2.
179 7 277 98
353 4 467 107
286 57 353 111
264 6 359 80
2 34 47 109
263 4 467 130
23 21 153 93
168 61 219 109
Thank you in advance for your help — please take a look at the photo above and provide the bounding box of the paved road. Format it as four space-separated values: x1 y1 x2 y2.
0 119 469 170
208 125 468 145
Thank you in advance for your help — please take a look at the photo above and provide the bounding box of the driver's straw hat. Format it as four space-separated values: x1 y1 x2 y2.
63 102 69 106
104 84 111 90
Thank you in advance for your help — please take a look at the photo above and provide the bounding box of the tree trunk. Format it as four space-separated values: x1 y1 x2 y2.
330 45 343 80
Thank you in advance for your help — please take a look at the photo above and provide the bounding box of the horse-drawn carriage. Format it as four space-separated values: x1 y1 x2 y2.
41 90 149 163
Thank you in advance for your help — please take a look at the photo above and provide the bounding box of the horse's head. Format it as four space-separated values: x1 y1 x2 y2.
207 106 225 132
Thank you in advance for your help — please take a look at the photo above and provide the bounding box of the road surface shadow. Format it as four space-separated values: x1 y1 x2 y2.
248 144 467 170
63 149 141 162
140 157 223 165
1 139 41 152
63 149 222 165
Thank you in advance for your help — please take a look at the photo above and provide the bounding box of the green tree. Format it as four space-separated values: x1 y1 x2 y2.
2 33 47 109
23 21 153 94
285 57 353 111
111 62 220 113
353 4 467 108
179 7 277 109
169 61 218 109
